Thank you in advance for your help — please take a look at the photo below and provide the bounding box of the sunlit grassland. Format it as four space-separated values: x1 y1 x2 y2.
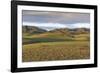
22 41 90 62
22 33 89 44
22 28 90 62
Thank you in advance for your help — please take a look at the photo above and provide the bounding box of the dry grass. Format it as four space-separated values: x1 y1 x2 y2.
22 41 90 62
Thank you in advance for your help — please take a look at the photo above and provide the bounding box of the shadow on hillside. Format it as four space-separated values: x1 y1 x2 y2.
23 38 73 45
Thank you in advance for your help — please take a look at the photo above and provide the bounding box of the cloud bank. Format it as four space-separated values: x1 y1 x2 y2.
23 22 90 31
22 10 90 31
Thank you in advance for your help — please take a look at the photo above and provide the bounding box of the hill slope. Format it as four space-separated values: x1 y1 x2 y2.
22 26 90 44
22 26 47 34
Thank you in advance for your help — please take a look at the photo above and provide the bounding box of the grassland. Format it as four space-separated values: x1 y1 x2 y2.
22 41 90 62
22 26 90 62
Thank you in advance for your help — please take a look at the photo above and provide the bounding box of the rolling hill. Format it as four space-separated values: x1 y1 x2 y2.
22 26 90 44
22 26 47 34
22 26 90 62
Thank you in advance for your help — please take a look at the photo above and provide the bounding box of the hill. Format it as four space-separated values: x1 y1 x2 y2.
22 26 90 44
22 26 90 62
70 28 90 34
22 26 47 34
49 28 90 34
22 26 90 35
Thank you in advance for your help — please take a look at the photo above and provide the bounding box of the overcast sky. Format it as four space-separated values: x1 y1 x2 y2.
22 10 90 31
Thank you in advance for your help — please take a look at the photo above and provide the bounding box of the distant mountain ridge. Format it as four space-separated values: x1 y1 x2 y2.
22 26 46 34
22 26 90 35
49 28 90 34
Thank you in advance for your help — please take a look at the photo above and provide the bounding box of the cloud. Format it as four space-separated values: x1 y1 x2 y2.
23 22 90 31
22 10 50 15
22 10 90 31
22 10 90 24
23 22 67 31
72 23 90 28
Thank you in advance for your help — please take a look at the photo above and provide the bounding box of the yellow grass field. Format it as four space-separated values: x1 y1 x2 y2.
22 41 90 62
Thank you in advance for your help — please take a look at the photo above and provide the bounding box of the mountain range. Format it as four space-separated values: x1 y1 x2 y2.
22 26 90 35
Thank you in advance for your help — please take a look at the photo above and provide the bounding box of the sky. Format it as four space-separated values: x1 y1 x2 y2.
22 10 90 31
